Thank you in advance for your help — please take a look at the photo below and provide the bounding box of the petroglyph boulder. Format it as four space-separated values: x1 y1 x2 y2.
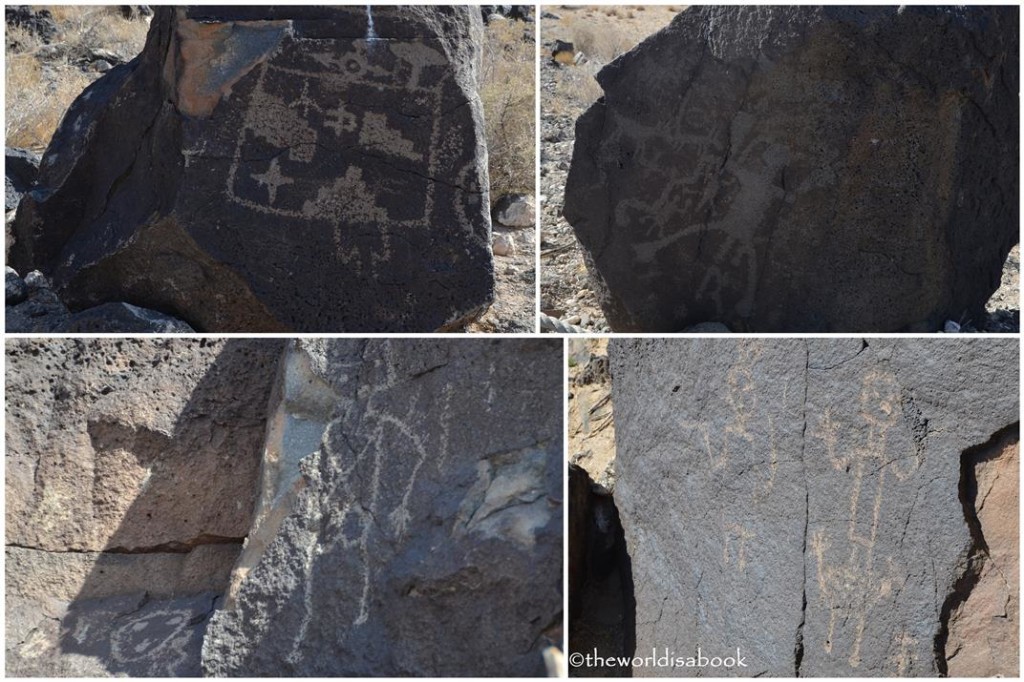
202 339 563 676
11 7 494 332
565 7 1019 332
608 338 1019 676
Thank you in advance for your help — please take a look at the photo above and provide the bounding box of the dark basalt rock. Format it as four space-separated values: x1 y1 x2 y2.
609 338 1019 676
564 6 1019 332
202 339 563 676
11 6 494 332
5 148 41 212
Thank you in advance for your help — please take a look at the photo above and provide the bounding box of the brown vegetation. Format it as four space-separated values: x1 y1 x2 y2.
5 6 148 150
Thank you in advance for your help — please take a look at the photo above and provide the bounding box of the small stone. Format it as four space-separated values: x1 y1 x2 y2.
6 266 27 304
943 320 961 333
566 315 582 325
493 194 535 228
92 59 113 73
23 270 49 291
493 233 516 257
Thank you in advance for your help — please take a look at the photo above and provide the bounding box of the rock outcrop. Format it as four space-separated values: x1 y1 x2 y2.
11 6 494 332
565 7 1019 332
6 338 563 676
202 339 563 676
607 338 1018 676
5 148 40 212
5 338 282 676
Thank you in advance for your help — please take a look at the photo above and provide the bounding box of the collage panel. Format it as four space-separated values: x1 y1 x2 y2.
5 5 537 333
568 337 1019 677
2 3 1021 680
5 337 564 676
541 5 1018 333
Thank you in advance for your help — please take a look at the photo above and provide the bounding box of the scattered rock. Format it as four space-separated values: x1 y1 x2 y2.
494 193 536 227
5 6 58 44
564 7 1019 332
6 266 27 304
608 338 1019 676
11 7 494 332
493 231 517 257
5 147 40 212
202 339 563 676
480 6 533 23
23 269 49 290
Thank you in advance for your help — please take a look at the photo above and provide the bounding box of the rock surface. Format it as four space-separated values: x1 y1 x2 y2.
608 338 1018 676
565 7 1019 332
6 338 281 553
5 148 41 211
945 433 1019 676
5 339 283 677
11 7 494 332
202 339 563 676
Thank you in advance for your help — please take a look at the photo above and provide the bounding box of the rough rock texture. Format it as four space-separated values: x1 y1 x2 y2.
5 268 196 332
202 339 563 676
945 434 1019 676
565 7 1019 332
5 339 283 677
5 148 41 211
6 338 281 554
609 338 1019 676
568 338 615 490
11 6 494 332
8 591 220 677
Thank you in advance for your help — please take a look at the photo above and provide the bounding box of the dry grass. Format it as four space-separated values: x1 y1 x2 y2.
479 18 536 198
542 6 683 117
5 6 148 150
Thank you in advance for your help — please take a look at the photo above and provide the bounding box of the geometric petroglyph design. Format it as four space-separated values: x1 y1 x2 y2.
809 368 923 668
225 39 447 227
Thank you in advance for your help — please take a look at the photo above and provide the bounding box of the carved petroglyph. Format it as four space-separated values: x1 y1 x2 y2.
224 38 448 231
285 345 438 656
723 522 756 573
107 606 196 672
608 113 789 320
810 368 922 667
684 344 780 495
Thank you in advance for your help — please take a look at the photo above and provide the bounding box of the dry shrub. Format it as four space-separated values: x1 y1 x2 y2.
479 18 535 197
5 6 148 150
5 53 93 150
562 15 634 64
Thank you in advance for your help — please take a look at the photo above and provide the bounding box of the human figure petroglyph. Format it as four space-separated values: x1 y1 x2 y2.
810 368 922 667
684 344 779 496
286 344 440 661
